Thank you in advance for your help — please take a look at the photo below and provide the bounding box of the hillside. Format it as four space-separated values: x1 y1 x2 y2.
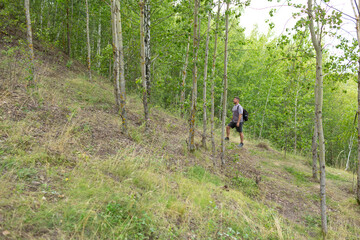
1 41 360 240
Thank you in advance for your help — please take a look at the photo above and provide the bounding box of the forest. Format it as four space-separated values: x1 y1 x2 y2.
0 0 360 239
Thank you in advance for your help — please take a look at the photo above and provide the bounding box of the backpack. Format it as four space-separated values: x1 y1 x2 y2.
243 108 248 121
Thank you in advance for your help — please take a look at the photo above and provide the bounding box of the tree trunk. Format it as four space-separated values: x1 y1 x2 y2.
180 35 191 117
115 0 127 133
294 83 300 154
201 11 211 148
345 135 354 171
85 0 92 81
140 1 146 124
352 0 360 205
220 2 230 165
210 0 221 162
219 84 223 120
140 0 151 132
308 0 327 236
357 59 360 203
144 0 151 130
40 0 43 32
66 1 71 56
24 0 36 86
312 115 318 179
97 11 102 70
109 55 112 81
111 0 121 111
188 0 199 152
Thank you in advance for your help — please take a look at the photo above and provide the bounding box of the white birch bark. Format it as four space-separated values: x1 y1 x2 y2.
66 0 71 56
115 0 128 133
294 82 300 154
180 35 191 117
40 0 43 32
140 0 151 131
25 0 36 85
351 0 360 205
97 11 102 69
345 135 355 171
358 59 360 203
140 0 148 131
312 114 318 179
210 0 221 160
308 0 327 236
144 0 151 130
111 0 121 110
85 0 92 81
201 11 212 148
220 2 230 165
188 0 199 152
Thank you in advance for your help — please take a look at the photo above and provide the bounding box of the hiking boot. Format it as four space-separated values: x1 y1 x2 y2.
225 137 229 141
238 143 244 148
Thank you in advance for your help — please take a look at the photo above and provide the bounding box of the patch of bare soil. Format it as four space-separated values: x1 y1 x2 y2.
0 87 40 121
74 109 132 156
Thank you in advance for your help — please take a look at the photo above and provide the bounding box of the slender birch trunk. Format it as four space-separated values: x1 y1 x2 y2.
351 0 360 205
66 1 71 56
310 43 319 179
115 0 128 133
358 59 360 203
345 135 355 171
40 0 43 32
140 1 146 115
188 0 199 152
109 55 112 81
24 0 36 86
140 0 151 131
111 0 121 111
140 0 149 131
220 2 230 165
144 0 151 129
85 0 92 81
97 11 102 70
53 1 58 29
219 85 223 120
294 83 300 154
312 114 318 179
201 11 212 148
308 0 327 236
180 35 191 117
210 0 221 160
47 2 51 29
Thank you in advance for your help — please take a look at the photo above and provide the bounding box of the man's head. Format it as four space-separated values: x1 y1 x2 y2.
233 97 240 105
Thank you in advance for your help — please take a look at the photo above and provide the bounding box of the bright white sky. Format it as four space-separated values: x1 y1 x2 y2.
240 0 356 40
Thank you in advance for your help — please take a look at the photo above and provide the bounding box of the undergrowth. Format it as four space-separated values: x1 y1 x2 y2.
1 48 359 239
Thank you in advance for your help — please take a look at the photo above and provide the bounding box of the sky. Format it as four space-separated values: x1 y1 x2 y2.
239 0 357 40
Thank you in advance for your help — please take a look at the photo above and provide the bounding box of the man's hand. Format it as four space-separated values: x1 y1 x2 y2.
236 122 240 127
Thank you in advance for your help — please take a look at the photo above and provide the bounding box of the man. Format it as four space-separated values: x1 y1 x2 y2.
225 97 244 147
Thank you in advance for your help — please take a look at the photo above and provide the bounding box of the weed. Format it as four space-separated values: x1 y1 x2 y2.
304 215 321 228
98 201 156 239
17 167 37 180
284 166 310 185
231 174 259 197
130 127 143 143
66 60 73 68
185 165 223 186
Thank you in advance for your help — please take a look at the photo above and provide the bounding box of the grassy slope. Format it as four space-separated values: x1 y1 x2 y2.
1 43 360 240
